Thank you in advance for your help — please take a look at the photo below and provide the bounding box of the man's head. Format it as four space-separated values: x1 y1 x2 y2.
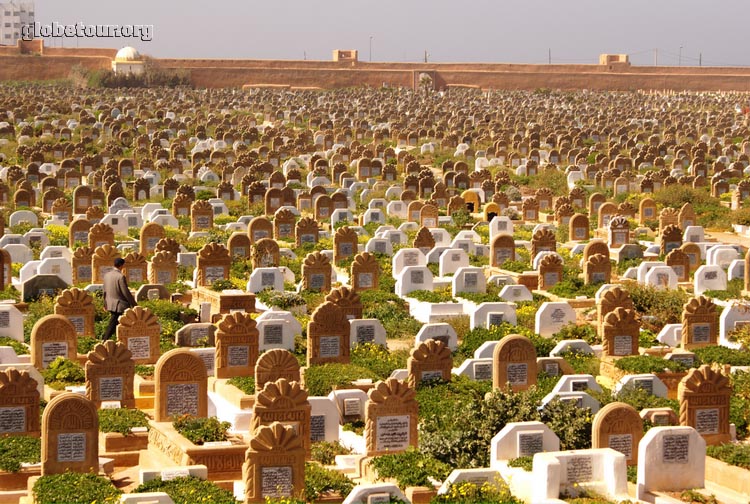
114 258 126 269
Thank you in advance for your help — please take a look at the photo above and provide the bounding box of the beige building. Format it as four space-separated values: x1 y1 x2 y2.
111 46 144 74
0 1 34 46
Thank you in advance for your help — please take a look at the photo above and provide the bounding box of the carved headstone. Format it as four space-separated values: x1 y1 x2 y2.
493 334 537 392
678 365 731 445
307 301 350 366
30 315 78 370
85 340 135 408
407 339 452 388
592 402 643 466
154 348 208 421
41 393 98 475
365 378 418 456
215 312 259 379
242 423 305 503
116 306 161 364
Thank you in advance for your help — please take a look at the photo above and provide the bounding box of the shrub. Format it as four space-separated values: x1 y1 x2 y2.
0 336 28 355
135 364 155 379
210 279 236 292
693 346 750 366
302 363 381 397
227 376 255 395
614 355 688 374
626 282 689 332
558 351 600 376
369 447 452 488
350 343 408 380
256 289 306 309
132 476 238 504
42 357 85 390
0 436 40 472
23 294 55 343
552 323 598 346
98 408 150 436
431 479 524 504
173 415 231 445
507 456 533 472
361 290 422 340
304 462 354 501
33 472 121 503
705 442 750 469
310 441 352 465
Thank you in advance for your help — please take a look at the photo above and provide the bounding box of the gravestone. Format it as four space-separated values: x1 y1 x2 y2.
54 287 95 338
407 339 452 388
0 303 23 342
530 228 556 259
190 200 214 232
0 368 40 436
249 217 273 244
490 234 515 267
307 301 350 366
608 216 630 248
91 244 120 284
325 286 363 320
660 224 683 256
274 208 296 242
123 252 148 285
251 378 311 455
592 402 643 466
493 334 537 392
490 421 560 466
301 251 332 292
255 349 301 392
569 213 590 241
196 242 231 287
602 307 639 357
41 393 99 475
139 222 165 257
334 226 358 264
154 348 208 421
117 306 161 365
252 238 280 269
666 249 690 282
535 302 576 338
214 312 258 379
538 254 563 290
636 427 706 501
351 252 380 292
678 365 731 445
681 296 718 350
88 222 115 249
85 340 135 408
72 246 93 284
30 315 78 369
149 251 179 284
295 217 319 247
242 423 305 503
365 378 418 456
228 232 252 260
584 253 611 285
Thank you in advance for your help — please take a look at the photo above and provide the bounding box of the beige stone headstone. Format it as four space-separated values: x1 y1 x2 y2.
41 393 99 475
301 251 332 292
54 287 95 338
491 234 516 267
191 200 214 232
123 252 148 284
660 224 683 256
91 244 121 284
88 222 115 249
307 301 350 366
602 307 639 357
592 401 643 466
85 340 135 408
252 378 311 455
680 242 701 274
117 306 161 365
681 296 718 350
140 222 165 256
492 334 537 392
274 208 296 242
72 246 93 284
252 238 280 269
248 216 273 244
149 250 178 285
0 368 40 437
407 339 452 388
295 217 319 247
255 349 301 393
351 252 379 292
584 253 611 285
538 254 563 291
365 378 418 456
196 242 231 287
325 285 362 320
30 315 78 370
678 365 731 445
569 213 590 241
215 312 258 379
242 422 305 504
154 348 208 422
333 226 358 264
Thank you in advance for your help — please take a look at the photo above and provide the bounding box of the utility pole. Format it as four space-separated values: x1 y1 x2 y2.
679 46 683 66
654 48 658 66
303 51 306 61
699 52 702 67
424 50 428 63
548 48 551 64
369 36 373 62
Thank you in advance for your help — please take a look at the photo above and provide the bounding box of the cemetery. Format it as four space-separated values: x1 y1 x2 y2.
0 83 749 504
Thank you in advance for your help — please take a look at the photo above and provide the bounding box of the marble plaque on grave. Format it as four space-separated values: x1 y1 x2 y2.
488 313 504 327
0 407 25 433
319 336 340 358
261 272 275 287
518 431 544 457
344 398 361 416
205 266 225 283
474 362 492 380
358 273 373 288
166 383 199 417
695 408 719 435
410 270 424 284
609 433 633 460
592 272 606 283
464 273 478 288
571 380 588 391
147 237 161 250
42 342 68 367
228 346 249 367
662 434 689 463
129 269 144 283
339 243 353 256
614 335 632 356
196 216 210 228
506 363 528 386
99 376 123 401
190 327 209 346
68 316 85 335
310 415 325 442
262 466 293 498
0 311 9 328
692 324 711 344
653 413 670 426
127 337 151 360
544 362 560 376
376 415 410 452
310 274 326 290
233 247 246 257
77 265 92 280
566 455 593 483
404 252 419 267
279 224 292 237
74 231 88 243
301 234 316 244
421 370 443 382
157 270 172 284
263 325 283 345
544 272 559 286
356 324 375 344
57 432 86 462
161 468 190 481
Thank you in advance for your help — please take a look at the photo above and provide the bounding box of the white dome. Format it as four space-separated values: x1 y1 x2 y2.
115 46 141 62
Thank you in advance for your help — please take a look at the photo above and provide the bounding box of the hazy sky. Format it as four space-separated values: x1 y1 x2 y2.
31 0 750 67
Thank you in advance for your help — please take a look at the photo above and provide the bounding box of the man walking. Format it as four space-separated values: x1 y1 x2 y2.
103 258 137 340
